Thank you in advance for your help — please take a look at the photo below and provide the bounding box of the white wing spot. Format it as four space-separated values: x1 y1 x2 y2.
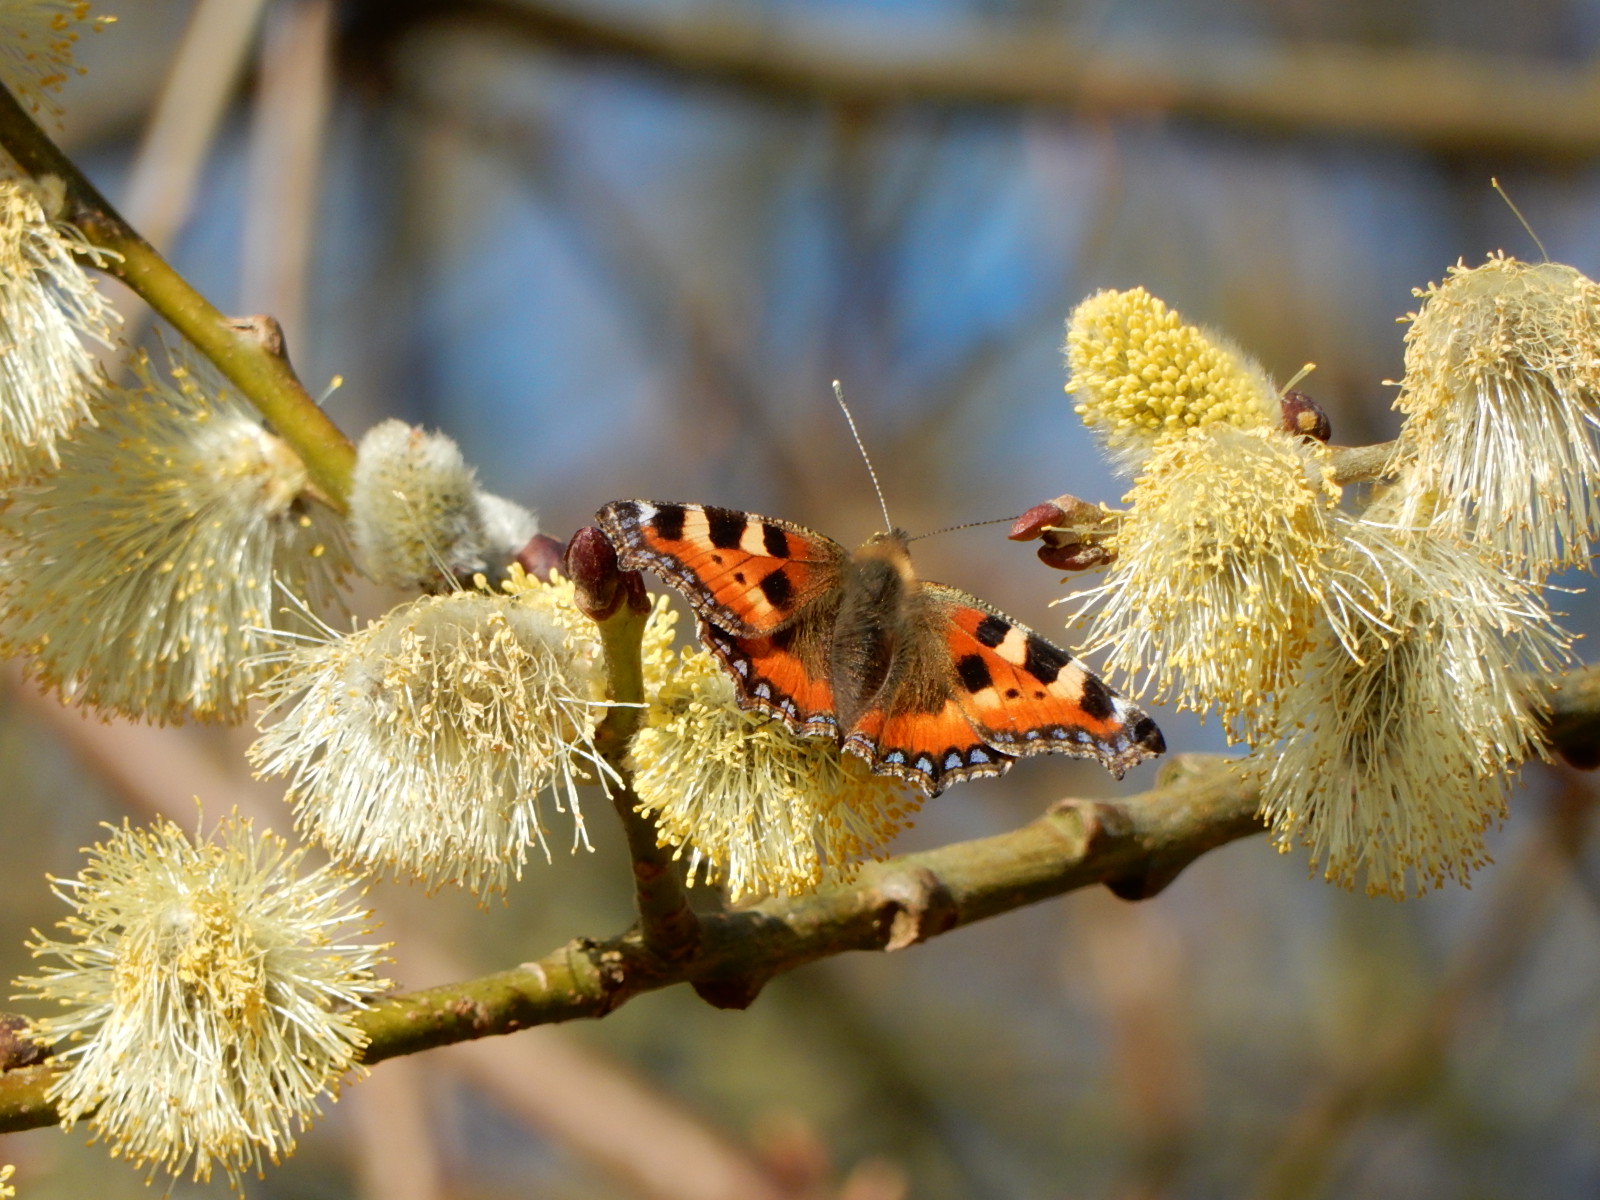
739 522 772 556
992 625 1032 668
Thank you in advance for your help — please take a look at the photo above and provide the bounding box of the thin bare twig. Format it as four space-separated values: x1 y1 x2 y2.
243 0 335 357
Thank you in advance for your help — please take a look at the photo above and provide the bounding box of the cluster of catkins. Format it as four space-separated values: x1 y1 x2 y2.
1059 266 1590 897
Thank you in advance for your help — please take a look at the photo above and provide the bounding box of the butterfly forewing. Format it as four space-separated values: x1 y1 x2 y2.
598 500 845 636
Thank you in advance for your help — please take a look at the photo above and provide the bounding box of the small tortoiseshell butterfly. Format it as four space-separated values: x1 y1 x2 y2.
596 500 1164 797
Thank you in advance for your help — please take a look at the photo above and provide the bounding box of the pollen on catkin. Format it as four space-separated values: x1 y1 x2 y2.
1066 287 1281 469
250 573 617 895
14 814 388 1188
0 175 118 477
1260 521 1570 897
0 0 110 120
349 419 538 591
1070 424 1343 744
0 344 348 722
1390 254 1600 575
629 649 921 902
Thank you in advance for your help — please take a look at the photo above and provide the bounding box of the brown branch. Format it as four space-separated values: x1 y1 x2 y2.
2 661 1596 1131
569 528 700 962
332 752 1263 1051
373 0 1600 161
0 751 1260 1130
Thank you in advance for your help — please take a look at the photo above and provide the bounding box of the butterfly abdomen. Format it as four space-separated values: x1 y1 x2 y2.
830 535 919 733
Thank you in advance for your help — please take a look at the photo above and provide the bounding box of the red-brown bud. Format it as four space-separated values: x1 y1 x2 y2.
565 527 648 620
1280 390 1332 442
1010 495 1117 571
1010 495 1110 541
1010 501 1069 542
515 533 567 581
1036 542 1115 571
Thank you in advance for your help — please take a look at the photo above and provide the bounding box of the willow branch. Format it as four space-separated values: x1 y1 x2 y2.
2 659 1596 1130
1328 441 1399 485
0 84 356 507
0 752 1255 1130
326 751 1265 1058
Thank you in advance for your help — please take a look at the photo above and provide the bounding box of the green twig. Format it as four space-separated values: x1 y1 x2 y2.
0 84 356 507
590 584 701 961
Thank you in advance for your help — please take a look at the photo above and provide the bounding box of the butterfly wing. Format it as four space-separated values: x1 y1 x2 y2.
925 583 1164 777
841 585 1162 797
843 698 1016 797
700 611 841 737
596 500 846 636
597 500 1164 799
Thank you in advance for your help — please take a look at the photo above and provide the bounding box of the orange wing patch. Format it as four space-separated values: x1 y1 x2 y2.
844 699 1015 796
701 622 838 736
597 500 843 636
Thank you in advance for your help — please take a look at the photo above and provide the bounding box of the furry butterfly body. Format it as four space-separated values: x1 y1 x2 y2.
597 500 1164 797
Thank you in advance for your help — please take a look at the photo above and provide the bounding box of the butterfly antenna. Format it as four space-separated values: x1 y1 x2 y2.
909 516 1014 543
1492 177 1549 261
834 379 894 532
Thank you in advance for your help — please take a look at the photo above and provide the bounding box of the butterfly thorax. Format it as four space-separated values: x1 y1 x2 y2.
829 531 920 733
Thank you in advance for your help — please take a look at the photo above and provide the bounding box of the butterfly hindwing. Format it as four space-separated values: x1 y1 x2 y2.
844 700 1016 797
597 500 845 636
925 584 1164 778
701 611 840 736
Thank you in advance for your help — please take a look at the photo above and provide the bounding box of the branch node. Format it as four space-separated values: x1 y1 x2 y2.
224 314 288 360
1104 860 1191 902
0 1015 49 1071
1540 670 1600 769
877 865 959 951
1155 752 1229 788
569 937 633 1016
1046 797 1134 855
692 974 769 1010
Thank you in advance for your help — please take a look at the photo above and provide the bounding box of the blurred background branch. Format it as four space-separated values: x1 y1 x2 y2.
345 0 1600 160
